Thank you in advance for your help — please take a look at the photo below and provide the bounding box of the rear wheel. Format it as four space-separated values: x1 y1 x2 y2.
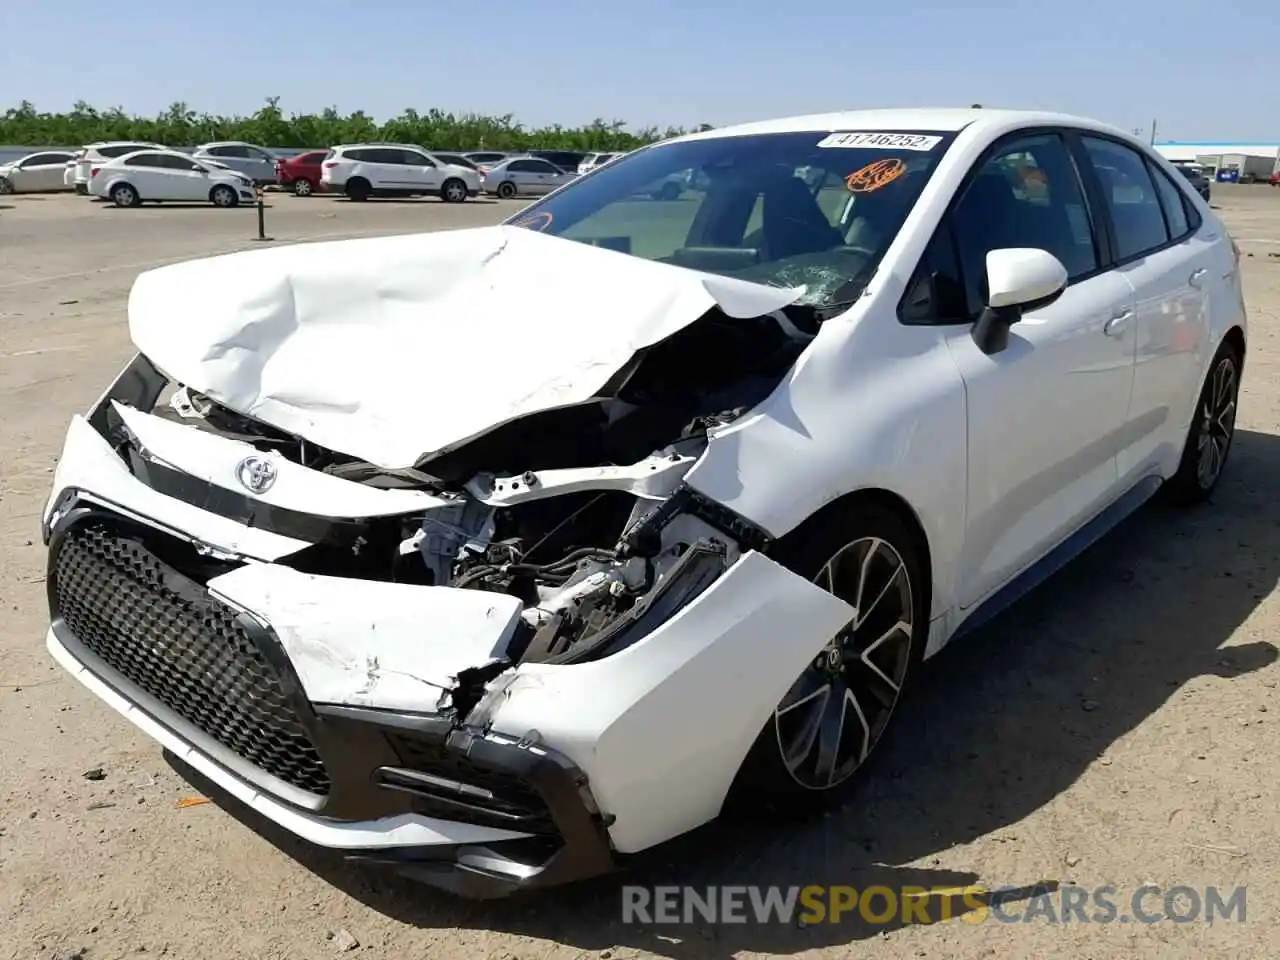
440 178 468 203
210 184 238 208
1162 337 1241 505
346 178 371 202
293 178 314 197
496 180 517 199
729 501 928 813
110 183 140 208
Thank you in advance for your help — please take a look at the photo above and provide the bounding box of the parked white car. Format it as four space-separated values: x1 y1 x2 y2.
0 150 78 193
319 143 481 201
41 108 1245 900
192 141 280 185
481 155 575 198
89 149 256 207
576 151 623 174
74 141 162 194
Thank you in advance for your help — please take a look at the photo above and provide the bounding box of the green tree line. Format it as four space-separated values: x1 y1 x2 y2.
0 97 693 151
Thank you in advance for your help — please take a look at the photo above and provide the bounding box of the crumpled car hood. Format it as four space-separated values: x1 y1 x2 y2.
127 224 805 470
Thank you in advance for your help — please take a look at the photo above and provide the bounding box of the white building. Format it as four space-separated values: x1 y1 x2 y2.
1154 141 1280 182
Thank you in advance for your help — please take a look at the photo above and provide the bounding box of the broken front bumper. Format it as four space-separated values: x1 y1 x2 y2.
45 505 614 898
41 355 857 895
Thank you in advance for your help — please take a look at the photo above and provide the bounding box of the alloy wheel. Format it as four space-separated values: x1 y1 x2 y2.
445 181 466 202
294 179 312 196
1197 355 1237 488
774 536 914 790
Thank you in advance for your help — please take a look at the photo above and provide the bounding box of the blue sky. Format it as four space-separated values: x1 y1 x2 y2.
4 0 1275 139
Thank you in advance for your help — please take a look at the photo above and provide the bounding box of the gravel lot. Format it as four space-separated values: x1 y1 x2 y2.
2 187 1279 960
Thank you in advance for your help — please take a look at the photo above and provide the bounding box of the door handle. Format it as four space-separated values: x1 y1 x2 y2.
1189 268 1208 288
1104 310 1133 337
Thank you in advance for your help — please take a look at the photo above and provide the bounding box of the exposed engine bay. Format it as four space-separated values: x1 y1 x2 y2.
116 303 813 677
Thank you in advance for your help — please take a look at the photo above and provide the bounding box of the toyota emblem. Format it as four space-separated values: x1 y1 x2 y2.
235 455 278 494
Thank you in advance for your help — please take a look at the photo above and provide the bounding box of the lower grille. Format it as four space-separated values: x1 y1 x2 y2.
387 732 553 828
51 518 331 796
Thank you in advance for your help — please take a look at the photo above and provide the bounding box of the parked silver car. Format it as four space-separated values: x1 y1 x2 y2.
465 151 513 168
481 156 575 198
192 141 280 185
0 150 77 193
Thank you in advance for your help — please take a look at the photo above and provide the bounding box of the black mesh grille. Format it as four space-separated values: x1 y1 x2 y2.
51 519 331 796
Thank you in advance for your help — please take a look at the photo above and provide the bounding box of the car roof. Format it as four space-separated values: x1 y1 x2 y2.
665 107 1136 144
107 148 195 160
196 140 259 147
334 141 425 150
87 140 158 148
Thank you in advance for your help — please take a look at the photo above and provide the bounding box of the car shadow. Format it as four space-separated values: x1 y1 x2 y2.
166 427 1280 958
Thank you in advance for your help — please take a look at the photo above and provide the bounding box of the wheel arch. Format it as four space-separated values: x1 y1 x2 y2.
772 486 935 617
1224 324 1246 367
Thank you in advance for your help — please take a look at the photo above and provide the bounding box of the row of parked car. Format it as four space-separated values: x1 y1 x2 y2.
0 139 626 206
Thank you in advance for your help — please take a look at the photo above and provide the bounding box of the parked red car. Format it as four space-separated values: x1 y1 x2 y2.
275 150 328 196
1270 170 1280 187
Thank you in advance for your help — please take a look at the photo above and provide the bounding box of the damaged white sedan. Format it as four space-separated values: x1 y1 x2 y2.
43 107 1246 898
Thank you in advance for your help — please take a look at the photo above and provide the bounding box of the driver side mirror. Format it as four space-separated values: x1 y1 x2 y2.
971 247 1067 355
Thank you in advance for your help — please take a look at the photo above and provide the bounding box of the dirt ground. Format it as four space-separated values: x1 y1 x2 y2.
2 186 1279 960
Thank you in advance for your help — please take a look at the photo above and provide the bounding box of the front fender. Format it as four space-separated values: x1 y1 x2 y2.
682 306 968 621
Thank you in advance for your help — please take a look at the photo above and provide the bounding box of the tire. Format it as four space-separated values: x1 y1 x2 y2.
346 178 371 202
110 183 141 208
210 184 238 208
0 177 12 195
496 180 517 199
727 499 929 814
440 178 468 203
1161 337 1241 505
293 178 314 197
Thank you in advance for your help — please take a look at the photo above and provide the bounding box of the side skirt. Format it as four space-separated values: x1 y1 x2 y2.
941 474 1164 649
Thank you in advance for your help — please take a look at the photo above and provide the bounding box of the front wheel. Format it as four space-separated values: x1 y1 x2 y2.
1162 337 1241 505
210 184 238 208
346 178 371 202
440 178 468 203
729 501 928 813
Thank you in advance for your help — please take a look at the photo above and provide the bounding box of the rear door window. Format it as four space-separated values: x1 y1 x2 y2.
102 144 148 158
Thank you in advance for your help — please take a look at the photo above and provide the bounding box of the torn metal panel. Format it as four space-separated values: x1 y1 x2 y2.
207 563 524 709
127 225 805 471
466 450 698 507
475 550 856 853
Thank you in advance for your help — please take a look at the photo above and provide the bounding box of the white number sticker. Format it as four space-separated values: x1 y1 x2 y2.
815 132 943 151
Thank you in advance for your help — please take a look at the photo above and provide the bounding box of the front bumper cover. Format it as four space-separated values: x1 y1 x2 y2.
45 504 615 899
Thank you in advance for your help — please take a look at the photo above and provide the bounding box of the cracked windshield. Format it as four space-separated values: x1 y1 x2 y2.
512 130 955 308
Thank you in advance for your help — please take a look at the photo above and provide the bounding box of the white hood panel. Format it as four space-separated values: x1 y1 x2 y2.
128 225 804 470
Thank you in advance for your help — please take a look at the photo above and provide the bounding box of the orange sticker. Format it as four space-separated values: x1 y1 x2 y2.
511 211 553 231
845 158 906 193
